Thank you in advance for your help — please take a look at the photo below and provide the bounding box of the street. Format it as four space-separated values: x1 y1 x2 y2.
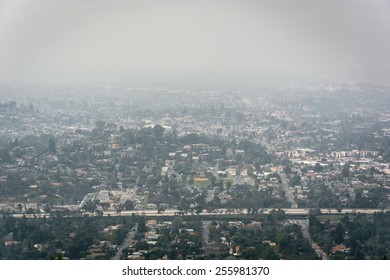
111 223 138 260
279 172 298 208
290 219 328 260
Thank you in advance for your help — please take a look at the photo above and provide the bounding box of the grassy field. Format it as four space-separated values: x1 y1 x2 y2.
193 178 210 186
219 178 234 186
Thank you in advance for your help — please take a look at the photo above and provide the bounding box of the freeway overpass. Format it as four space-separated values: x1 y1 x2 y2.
1 208 386 219
102 208 387 217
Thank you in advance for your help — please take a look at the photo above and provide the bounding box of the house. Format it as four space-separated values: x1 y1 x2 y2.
225 168 237 176
5 241 21 246
146 203 157 210
127 251 145 260
263 240 277 247
246 221 262 229
331 244 351 254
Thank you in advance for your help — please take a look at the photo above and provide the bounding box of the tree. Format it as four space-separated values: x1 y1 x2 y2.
207 173 216 186
157 234 170 247
290 175 301 187
171 216 184 232
48 138 56 154
226 181 233 189
152 124 165 138
95 120 106 130
241 247 260 260
137 216 147 233
82 201 96 212
284 164 292 174
342 163 350 178
115 205 122 215
17 203 23 213
157 206 165 214
123 200 134 210
313 163 324 172
0 149 11 165
135 241 149 250
195 205 203 215
334 223 344 244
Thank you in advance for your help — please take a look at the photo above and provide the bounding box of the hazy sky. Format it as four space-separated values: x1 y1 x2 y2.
0 0 389 85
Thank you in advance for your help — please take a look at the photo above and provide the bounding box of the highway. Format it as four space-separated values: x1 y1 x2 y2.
102 207 386 217
1 208 386 219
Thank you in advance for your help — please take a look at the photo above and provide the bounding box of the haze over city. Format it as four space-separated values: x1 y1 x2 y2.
0 0 389 262
0 0 389 86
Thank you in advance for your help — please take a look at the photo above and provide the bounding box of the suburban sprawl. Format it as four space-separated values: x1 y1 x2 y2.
0 83 389 260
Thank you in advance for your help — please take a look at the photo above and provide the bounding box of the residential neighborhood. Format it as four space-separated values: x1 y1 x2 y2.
0 83 389 259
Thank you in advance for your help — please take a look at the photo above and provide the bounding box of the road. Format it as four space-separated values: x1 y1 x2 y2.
291 219 328 260
2 208 385 220
102 207 385 217
279 172 298 208
202 221 212 244
111 223 138 260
